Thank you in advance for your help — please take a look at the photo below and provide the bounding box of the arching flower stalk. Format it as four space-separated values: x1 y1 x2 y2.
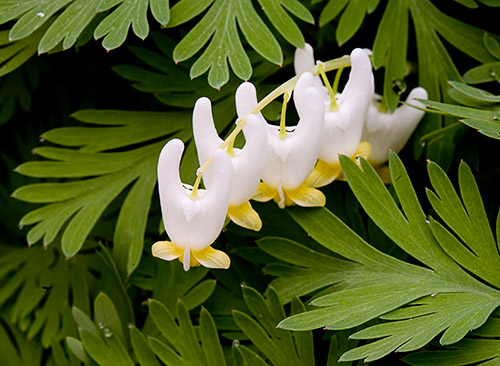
294 44 375 188
193 90 268 231
241 72 326 209
152 139 233 271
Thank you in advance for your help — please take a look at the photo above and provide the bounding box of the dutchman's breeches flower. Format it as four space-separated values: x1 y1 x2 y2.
294 44 374 187
152 139 233 271
361 87 428 165
193 94 268 231
247 72 327 209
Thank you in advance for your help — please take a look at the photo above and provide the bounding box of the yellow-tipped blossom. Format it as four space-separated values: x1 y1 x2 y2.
361 87 428 165
241 73 326 209
295 44 375 187
152 139 233 271
193 94 268 231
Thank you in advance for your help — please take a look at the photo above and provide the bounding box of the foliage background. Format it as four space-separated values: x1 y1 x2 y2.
1 0 500 365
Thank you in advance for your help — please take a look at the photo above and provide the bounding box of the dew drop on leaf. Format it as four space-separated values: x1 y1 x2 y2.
103 328 112 338
391 79 407 95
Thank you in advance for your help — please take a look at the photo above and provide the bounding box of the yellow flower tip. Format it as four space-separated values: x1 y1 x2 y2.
356 141 372 161
305 160 342 188
272 186 295 209
192 246 231 269
286 184 326 207
151 241 183 261
252 182 277 203
227 202 262 231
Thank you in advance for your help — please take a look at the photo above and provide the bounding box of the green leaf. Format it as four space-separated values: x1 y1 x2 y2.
13 109 190 275
0 244 99 348
166 0 213 28
270 154 500 361
94 292 126 348
66 337 91 365
94 0 150 51
0 0 172 63
448 81 500 103
404 338 500 365
319 0 349 26
232 343 268 366
336 0 367 46
200 307 226 366
172 0 282 89
79 327 135 366
256 0 313 48
0 319 43 366
233 286 314 366
426 161 500 289
130 325 161 366
372 0 409 111
7 0 73 41
38 0 100 53
463 61 500 84
319 0 381 42
0 26 46 78
484 32 500 59
71 293 138 366
148 299 226 366
419 98 500 139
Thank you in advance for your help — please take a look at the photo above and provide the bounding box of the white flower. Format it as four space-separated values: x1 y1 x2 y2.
193 92 268 231
362 87 428 165
152 139 233 271
294 44 374 187
242 72 326 209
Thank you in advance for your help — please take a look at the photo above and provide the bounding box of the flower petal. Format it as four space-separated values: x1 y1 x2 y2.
151 241 183 261
294 43 325 94
229 113 268 206
294 43 315 74
364 87 427 165
193 97 223 186
286 184 326 207
356 141 372 161
192 246 231 269
305 160 342 188
318 48 374 164
227 201 262 231
235 82 260 117
157 139 232 252
252 182 277 202
280 81 325 189
187 148 233 251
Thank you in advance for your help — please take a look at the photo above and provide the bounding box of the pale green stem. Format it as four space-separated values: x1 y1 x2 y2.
332 67 344 96
279 92 290 139
317 62 338 111
190 55 354 198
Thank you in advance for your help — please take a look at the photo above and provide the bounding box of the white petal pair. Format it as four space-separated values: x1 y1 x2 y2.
152 139 232 271
241 73 327 209
193 90 268 231
295 44 375 187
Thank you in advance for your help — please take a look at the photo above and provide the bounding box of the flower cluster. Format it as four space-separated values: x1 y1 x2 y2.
152 44 427 271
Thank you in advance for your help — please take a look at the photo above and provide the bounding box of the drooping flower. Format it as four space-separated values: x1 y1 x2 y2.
193 93 268 231
361 87 428 166
241 72 326 209
152 139 233 271
294 44 375 187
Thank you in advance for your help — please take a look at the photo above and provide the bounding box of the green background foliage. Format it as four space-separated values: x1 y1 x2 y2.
1 0 499 365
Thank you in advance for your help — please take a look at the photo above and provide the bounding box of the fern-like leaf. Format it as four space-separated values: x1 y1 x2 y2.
263 153 500 361
12 109 190 275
